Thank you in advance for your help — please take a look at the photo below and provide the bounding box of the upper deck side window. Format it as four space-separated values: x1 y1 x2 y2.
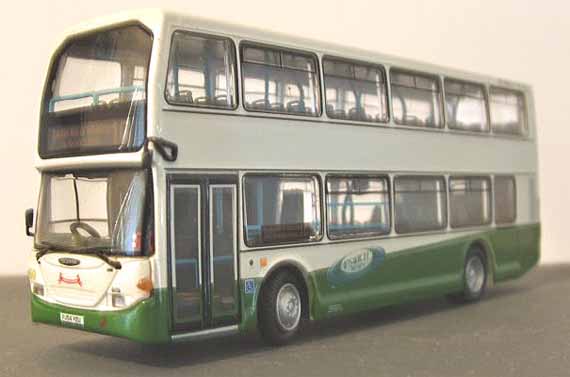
161 30 531 140
390 69 443 128
165 31 238 109
323 57 388 123
241 43 321 116
489 86 527 136
444 78 489 132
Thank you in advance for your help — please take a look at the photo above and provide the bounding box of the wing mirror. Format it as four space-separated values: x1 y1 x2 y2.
25 208 34 237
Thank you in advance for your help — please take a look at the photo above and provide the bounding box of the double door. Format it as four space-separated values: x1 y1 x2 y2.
169 175 239 331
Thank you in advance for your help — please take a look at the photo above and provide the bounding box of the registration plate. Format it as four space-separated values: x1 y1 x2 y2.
60 312 84 327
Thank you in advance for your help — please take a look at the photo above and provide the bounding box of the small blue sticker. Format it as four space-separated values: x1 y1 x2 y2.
244 279 256 294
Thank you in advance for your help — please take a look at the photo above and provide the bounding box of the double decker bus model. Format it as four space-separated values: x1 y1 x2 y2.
26 10 540 345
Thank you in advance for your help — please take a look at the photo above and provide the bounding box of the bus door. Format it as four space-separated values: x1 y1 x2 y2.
168 175 239 332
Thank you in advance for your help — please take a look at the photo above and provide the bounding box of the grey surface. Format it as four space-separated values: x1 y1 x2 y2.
2 265 570 377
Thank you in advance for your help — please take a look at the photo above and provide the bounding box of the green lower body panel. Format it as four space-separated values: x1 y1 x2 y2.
220 224 541 333
517 224 541 275
30 224 540 344
306 224 541 320
31 289 171 344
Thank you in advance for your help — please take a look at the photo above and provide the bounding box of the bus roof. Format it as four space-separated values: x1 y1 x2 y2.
57 8 531 92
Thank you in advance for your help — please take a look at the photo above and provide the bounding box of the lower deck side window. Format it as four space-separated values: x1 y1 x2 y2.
394 176 447 234
450 176 492 228
244 175 321 246
494 176 516 224
326 176 390 239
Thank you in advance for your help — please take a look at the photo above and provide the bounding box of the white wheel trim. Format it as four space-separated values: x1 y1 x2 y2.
466 256 485 294
275 283 301 332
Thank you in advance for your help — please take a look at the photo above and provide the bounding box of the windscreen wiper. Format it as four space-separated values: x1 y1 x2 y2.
35 242 72 262
36 245 51 261
74 247 122 270
94 250 122 270
35 244 122 270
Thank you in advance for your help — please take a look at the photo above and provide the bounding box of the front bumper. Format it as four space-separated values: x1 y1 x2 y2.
31 289 171 344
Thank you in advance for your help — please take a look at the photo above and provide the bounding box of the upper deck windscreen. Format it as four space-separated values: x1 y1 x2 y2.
39 25 152 158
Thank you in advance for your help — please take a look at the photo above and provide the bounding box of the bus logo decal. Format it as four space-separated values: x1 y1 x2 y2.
327 247 386 286
340 249 374 274
58 257 80 267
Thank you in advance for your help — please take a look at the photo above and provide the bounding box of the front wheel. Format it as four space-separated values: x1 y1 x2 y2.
258 271 305 345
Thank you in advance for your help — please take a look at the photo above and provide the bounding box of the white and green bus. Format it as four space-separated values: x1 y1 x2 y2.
26 10 540 345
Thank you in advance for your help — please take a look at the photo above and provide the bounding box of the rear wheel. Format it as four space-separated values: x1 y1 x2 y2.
258 270 305 345
448 247 488 303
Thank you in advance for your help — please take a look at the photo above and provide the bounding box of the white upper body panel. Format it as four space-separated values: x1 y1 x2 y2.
36 8 537 174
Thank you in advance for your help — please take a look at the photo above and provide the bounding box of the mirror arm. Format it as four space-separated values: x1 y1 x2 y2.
146 137 178 162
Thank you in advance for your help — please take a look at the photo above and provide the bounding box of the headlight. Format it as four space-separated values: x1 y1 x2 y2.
111 288 126 308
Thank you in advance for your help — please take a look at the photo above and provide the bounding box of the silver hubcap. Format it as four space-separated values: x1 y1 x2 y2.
275 283 301 331
466 256 485 294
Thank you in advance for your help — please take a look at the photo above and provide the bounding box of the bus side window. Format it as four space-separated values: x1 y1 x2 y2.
394 176 447 234
323 58 389 124
390 69 443 128
326 176 391 239
494 176 516 224
444 78 489 133
489 87 527 136
165 31 237 109
449 177 492 228
243 175 322 247
241 44 321 117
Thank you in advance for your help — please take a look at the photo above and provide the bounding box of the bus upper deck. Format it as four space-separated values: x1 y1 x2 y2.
35 10 535 171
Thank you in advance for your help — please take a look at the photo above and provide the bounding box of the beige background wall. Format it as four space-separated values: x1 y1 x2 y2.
0 0 567 276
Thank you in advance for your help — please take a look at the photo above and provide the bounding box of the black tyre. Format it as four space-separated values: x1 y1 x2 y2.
258 270 306 345
448 247 488 303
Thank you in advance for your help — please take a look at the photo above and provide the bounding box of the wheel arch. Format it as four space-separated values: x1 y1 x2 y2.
257 260 314 321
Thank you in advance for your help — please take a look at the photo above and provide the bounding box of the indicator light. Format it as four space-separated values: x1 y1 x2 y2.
137 277 154 294
32 283 44 296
